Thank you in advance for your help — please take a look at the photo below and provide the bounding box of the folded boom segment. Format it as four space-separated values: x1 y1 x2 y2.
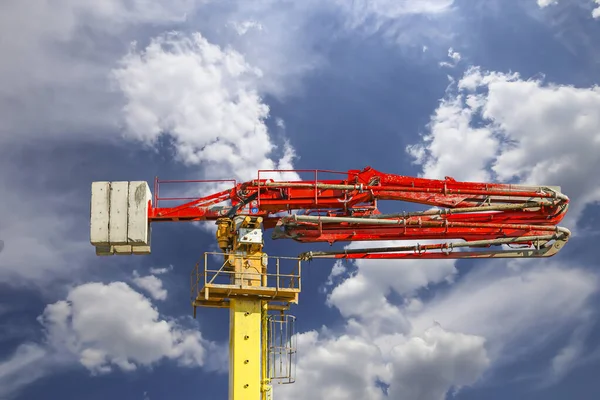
146 166 570 260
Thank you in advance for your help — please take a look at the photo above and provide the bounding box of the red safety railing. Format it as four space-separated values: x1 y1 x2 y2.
153 177 237 208
256 168 360 209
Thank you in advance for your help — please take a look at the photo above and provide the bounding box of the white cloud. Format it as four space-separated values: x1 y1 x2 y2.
327 241 456 336
0 0 195 143
593 0 600 18
0 343 50 399
0 160 90 287
276 325 489 400
411 263 597 362
149 265 174 275
0 0 463 147
299 257 597 399
132 271 168 301
537 0 600 19
229 20 264 35
331 241 457 299
324 260 346 286
338 0 455 27
406 93 499 182
276 331 389 400
332 0 458 51
0 281 221 396
0 0 457 146
408 65 600 227
39 282 207 374
386 326 489 399
209 0 458 98
275 117 286 129
112 32 298 182
439 47 462 68
197 1 326 98
276 240 494 399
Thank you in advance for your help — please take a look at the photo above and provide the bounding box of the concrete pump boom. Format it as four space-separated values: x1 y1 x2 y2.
90 166 570 400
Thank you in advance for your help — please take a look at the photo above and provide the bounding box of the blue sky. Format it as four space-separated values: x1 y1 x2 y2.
1 0 600 399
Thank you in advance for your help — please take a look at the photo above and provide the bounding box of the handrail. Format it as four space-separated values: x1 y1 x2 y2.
154 177 237 208
190 252 302 303
256 168 360 209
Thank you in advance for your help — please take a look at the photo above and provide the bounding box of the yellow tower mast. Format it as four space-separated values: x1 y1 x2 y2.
193 215 301 400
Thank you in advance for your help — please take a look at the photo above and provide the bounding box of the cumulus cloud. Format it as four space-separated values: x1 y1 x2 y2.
411 264 597 361
0 343 50 399
439 47 462 68
406 93 499 182
386 326 489 399
210 0 459 98
537 0 600 20
326 240 457 337
0 0 463 146
229 20 264 36
408 65 600 227
0 281 219 396
0 156 90 287
543 314 595 386
39 282 207 374
274 239 494 399
149 265 174 275
276 331 389 400
298 256 597 399
132 271 168 301
0 0 195 143
112 32 298 182
0 2 310 288
276 325 489 400
330 241 457 299
338 0 455 28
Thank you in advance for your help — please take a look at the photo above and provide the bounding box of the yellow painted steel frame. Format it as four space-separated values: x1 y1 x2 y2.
229 298 262 400
261 301 271 400
213 216 289 399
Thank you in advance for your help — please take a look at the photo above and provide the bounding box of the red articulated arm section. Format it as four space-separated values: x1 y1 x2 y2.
149 166 571 260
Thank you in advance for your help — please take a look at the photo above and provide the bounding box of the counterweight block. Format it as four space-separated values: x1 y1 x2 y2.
90 181 152 256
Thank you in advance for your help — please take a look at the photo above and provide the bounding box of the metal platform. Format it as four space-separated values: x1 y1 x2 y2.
191 252 301 312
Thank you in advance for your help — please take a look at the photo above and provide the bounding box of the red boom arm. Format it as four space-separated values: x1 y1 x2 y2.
149 167 570 260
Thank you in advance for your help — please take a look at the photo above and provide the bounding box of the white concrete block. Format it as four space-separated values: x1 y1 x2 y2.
113 244 133 255
132 245 151 255
95 245 114 256
127 181 151 245
109 182 129 245
90 182 110 246
92 180 154 256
